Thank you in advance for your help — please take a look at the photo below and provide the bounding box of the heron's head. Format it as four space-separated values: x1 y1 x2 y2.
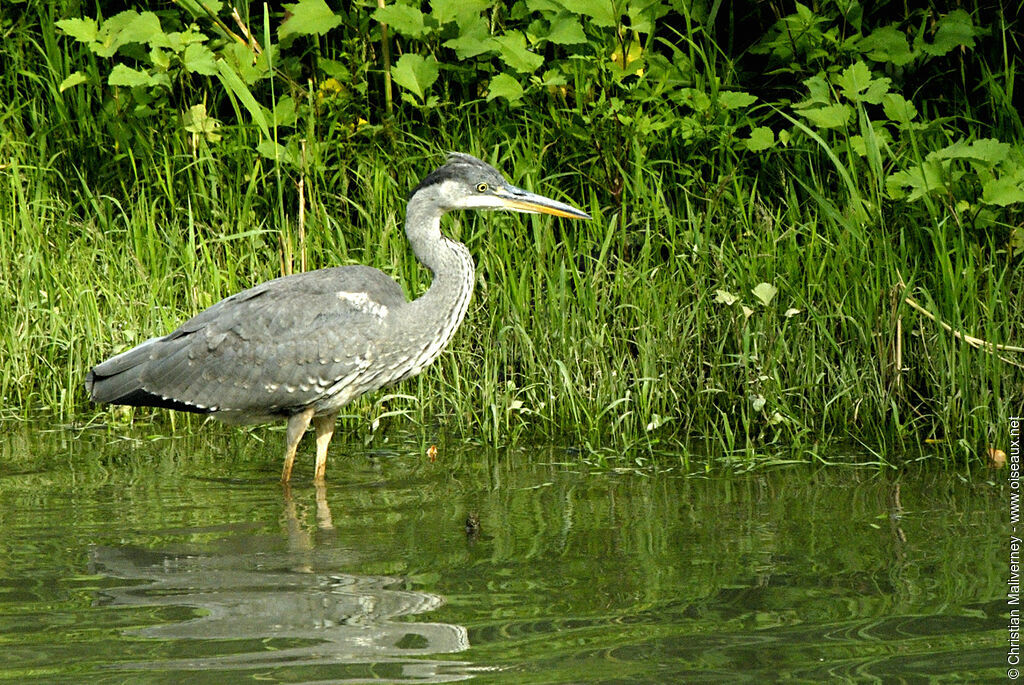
410 153 590 220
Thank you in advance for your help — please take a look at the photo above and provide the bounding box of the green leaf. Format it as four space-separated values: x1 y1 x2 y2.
391 53 439 102
110 11 162 47
559 0 617 27
917 9 978 56
928 138 1011 166
886 161 947 201
256 139 297 166
746 126 774 152
546 15 587 45
799 104 851 129
752 282 777 306
430 0 490 30
982 176 1024 207
108 64 156 87
487 72 523 103
718 90 756 110
183 43 218 75
491 33 544 73
182 103 221 142
858 25 914 66
279 0 343 39
714 289 738 305
373 3 430 38
58 71 88 92
216 59 270 139
834 61 890 104
881 93 917 124
442 19 492 59
56 17 98 43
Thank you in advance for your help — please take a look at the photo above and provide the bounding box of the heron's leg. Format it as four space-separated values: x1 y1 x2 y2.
312 411 339 482
281 407 315 483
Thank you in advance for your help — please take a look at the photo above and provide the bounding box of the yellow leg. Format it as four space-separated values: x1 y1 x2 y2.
281 407 315 484
312 411 338 482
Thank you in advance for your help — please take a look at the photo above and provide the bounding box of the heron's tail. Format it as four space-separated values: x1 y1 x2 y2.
86 337 162 405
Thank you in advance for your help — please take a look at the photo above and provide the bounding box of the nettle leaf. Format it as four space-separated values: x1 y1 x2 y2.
858 25 914 66
982 176 1024 207
718 90 756 110
391 53 439 102
918 8 978 57
752 283 777 306
559 0 617 27
58 71 88 92
881 93 917 124
431 0 490 31
279 0 342 40
929 138 1011 166
443 16 492 58
795 74 832 107
487 72 524 103
886 160 948 201
56 17 98 43
183 43 217 75
373 3 430 38
546 15 587 45
746 126 774 152
799 104 851 129
108 63 158 87
109 11 162 47
491 33 543 73
835 61 889 104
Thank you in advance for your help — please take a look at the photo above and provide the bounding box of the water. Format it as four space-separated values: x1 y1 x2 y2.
0 425 1009 682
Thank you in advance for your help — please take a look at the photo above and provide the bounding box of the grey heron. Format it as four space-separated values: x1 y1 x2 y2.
86 153 590 482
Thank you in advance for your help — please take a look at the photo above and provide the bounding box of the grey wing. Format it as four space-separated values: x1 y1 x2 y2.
87 266 408 421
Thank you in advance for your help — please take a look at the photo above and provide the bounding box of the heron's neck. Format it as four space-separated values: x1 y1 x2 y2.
404 192 475 318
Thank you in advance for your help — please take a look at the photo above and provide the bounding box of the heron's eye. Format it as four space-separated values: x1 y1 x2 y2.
476 182 488 193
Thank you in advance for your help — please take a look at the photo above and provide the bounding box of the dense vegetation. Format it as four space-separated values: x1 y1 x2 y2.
1 0 1021 468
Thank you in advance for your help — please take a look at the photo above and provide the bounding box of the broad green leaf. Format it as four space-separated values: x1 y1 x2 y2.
718 90 756 110
835 61 884 103
182 103 221 142
108 64 156 87
442 19 491 59
886 161 947 201
928 138 1011 166
430 0 490 30
391 53 439 102
799 104 851 129
56 18 98 43
272 96 297 127
918 9 977 56
256 139 297 166
546 15 587 45
58 71 88 92
714 289 738 305
279 0 342 39
795 74 832 107
752 282 777 306
487 72 523 103
559 0 617 27
373 3 430 38
746 126 774 152
109 11 162 47
492 33 543 73
981 176 1024 206
858 25 914 66
183 43 217 75
881 93 917 124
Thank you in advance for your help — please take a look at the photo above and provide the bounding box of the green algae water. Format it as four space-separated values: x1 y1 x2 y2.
0 426 1008 682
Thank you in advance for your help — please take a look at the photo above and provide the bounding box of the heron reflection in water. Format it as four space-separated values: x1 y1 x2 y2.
86 153 590 482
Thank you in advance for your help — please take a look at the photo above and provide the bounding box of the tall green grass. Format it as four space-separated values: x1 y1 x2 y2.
0 2 1020 470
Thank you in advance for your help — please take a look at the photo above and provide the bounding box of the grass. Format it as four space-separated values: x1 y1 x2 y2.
0 2 1021 470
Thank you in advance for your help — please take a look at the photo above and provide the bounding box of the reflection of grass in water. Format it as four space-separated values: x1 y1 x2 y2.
0 431 1008 680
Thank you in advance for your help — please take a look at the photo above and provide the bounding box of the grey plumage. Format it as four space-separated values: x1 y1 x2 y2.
86 152 590 482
